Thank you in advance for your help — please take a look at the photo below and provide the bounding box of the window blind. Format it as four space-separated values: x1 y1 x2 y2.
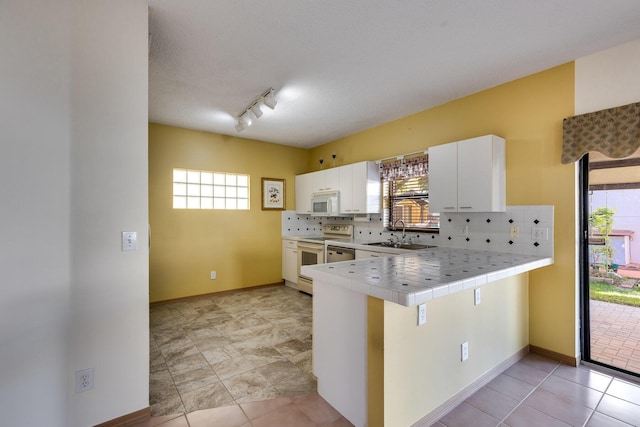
380 155 439 231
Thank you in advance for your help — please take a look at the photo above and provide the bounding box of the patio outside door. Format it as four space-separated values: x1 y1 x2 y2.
581 154 640 377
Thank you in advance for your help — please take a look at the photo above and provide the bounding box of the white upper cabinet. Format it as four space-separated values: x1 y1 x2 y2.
428 142 458 213
321 168 340 192
295 168 341 214
429 135 505 213
295 173 313 214
339 161 380 214
310 168 339 192
295 161 381 215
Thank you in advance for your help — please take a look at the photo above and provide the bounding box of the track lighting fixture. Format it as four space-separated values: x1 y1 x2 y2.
263 89 277 109
234 87 277 132
235 113 252 132
250 103 263 118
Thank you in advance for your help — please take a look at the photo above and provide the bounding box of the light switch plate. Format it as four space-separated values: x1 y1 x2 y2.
461 341 469 361
122 231 137 251
474 288 481 305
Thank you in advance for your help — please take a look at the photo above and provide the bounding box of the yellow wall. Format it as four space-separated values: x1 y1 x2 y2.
149 63 577 358
312 64 577 360
148 123 308 302
382 276 529 426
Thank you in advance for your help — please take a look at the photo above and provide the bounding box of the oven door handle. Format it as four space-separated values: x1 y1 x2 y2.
297 242 324 251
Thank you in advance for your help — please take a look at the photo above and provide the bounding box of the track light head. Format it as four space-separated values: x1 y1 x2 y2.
250 103 263 118
235 113 252 132
263 90 277 109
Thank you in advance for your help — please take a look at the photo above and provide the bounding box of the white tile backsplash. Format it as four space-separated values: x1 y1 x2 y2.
283 205 554 258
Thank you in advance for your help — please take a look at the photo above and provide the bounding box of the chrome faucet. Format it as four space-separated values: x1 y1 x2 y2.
393 219 406 242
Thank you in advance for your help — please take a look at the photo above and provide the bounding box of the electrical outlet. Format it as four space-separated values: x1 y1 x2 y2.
461 342 469 362
532 227 549 240
417 303 427 325
510 226 519 238
474 288 481 305
75 368 94 393
210 271 217 280
456 226 469 237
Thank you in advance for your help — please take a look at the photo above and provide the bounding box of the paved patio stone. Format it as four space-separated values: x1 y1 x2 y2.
590 299 640 374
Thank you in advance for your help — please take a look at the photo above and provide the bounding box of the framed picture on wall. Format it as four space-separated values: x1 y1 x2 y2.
261 178 285 210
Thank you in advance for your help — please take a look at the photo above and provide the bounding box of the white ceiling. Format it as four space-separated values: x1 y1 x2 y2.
148 0 640 149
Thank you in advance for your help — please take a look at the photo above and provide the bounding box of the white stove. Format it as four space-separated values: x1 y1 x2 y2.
297 224 353 294
297 224 354 244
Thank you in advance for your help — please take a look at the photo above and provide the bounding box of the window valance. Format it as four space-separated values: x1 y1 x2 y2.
380 154 428 181
561 102 640 164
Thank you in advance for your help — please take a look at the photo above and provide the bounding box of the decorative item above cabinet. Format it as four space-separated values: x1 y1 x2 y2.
429 135 505 213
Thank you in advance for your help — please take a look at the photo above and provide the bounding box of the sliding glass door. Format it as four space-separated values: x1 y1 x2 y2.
581 154 640 377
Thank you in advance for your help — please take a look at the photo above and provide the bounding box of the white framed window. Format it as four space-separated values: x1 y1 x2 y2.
380 154 439 231
173 168 249 210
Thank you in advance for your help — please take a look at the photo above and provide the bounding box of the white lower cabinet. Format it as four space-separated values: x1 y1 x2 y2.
282 239 298 287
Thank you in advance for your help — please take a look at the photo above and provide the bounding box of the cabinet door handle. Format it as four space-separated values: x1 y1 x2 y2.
460 206 472 209
443 206 456 210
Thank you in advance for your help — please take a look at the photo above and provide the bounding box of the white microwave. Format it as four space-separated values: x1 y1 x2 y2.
311 191 339 216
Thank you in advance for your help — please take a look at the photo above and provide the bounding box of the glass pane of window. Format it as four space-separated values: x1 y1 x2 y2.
383 163 439 230
226 199 237 210
201 172 213 185
213 185 225 197
187 196 200 209
237 187 248 198
226 174 237 186
173 169 187 183
187 170 200 183
214 173 226 185
237 199 248 210
173 183 187 196
226 187 237 198
201 197 213 209
201 185 213 197
187 183 200 196
213 198 225 209
237 175 248 186
173 196 186 209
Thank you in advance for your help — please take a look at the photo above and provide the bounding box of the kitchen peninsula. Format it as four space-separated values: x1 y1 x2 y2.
302 247 553 427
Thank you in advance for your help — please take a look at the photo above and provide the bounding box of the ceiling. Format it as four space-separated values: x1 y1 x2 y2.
148 0 640 149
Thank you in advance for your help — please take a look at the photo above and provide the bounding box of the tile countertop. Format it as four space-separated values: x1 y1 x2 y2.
301 247 553 307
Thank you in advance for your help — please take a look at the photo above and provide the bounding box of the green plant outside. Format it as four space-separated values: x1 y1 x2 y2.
589 207 616 271
590 280 640 307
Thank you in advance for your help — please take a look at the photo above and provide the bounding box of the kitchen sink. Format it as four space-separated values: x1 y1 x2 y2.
366 242 437 250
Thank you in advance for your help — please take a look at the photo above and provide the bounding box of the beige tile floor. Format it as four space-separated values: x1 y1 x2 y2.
134 392 353 427
145 284 640 427
149 285 317 415
437 353 640 427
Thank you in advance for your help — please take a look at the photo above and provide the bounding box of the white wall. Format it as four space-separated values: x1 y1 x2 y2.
0 1 72 425
0 1 149 426
575 38 640 114
68 1 149 425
